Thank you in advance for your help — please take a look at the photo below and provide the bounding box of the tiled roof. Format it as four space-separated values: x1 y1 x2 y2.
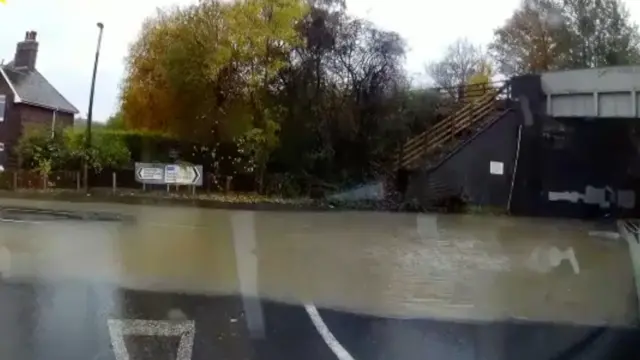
0 63 79 114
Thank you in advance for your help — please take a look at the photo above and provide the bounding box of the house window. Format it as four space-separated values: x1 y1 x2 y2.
0 143 4 152
0 95 5 122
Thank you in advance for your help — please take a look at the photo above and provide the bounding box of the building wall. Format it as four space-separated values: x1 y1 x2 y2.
11 104 73 166
406 110 521 210
0 75 17 168
402 70 640 218
541 66 640 94
525 117 640 218
541 66 640 118
0 76 74 169
507 71 640 218
18 104 74 131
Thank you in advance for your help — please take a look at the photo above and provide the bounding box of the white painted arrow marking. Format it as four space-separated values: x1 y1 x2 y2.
526 246 580 275
108 319 195 360
305 304 355 360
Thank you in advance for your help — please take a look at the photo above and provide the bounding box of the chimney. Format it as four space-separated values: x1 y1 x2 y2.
13 31 38 71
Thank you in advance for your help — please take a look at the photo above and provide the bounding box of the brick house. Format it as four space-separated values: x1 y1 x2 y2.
0 31 79 170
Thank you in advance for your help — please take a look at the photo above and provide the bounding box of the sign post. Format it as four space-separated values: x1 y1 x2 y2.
135 163 203 187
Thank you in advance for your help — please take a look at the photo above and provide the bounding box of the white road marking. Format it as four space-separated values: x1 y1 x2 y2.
107 319 195 360
588 230 621 240
526 246 580 274
416 214 438 239
305 304 355 360
0 246 10 278
230 211 265 338
0 218 39 224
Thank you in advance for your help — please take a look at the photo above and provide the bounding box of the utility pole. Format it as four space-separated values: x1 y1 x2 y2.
84 22 104 192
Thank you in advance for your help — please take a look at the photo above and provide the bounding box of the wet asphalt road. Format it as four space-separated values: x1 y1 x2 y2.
0 278 639 360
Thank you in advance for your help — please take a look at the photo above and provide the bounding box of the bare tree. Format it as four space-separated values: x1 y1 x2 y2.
425 38 484 98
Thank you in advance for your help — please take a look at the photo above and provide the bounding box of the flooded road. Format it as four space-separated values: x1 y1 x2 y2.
0 198 636 325
0 198 638 359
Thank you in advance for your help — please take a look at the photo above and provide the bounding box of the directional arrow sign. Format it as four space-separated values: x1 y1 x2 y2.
165 164 203 186
135 163 166 185
135 163 203 186
186 166 201 184
137 167 163 181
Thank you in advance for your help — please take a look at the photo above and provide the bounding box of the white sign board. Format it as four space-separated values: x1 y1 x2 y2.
135 163 203 186
139 168 163 181
165 165 178 183
489 161 504 175
135 163 167 185
165 164 202 185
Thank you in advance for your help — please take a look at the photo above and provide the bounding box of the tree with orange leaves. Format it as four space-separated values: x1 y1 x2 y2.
489 0 570 76
120 0 307 144
489 0 640 77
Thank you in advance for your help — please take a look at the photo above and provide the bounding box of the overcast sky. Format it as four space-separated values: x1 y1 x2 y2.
1 0 639 122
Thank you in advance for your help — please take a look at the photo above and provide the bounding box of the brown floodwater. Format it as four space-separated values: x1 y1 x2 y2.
0 198 636 326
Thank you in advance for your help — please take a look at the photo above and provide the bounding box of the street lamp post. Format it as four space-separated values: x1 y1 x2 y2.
84 22 104 192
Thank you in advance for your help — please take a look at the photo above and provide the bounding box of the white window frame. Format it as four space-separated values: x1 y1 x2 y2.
0 94 5 122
